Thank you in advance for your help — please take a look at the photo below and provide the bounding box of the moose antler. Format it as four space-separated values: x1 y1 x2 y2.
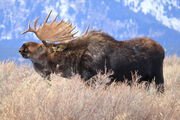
82 24 90 36
22 10 77 45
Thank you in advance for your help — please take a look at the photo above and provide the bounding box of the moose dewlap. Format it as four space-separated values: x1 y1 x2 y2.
19 11 165 93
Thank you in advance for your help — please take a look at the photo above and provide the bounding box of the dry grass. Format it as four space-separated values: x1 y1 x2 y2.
0 56 180 120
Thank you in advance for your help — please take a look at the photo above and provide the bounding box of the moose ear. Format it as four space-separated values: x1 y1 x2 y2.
52 44 67 52
37 45 45 52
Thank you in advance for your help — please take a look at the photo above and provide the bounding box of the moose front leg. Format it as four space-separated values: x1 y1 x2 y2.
33 63 51 80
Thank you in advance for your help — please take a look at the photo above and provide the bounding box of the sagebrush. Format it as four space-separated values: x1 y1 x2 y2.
0 56 179 120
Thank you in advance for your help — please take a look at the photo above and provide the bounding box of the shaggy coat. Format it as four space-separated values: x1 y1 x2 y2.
19 31 165 92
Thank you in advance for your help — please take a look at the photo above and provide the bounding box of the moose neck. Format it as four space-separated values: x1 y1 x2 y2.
31 53 48 65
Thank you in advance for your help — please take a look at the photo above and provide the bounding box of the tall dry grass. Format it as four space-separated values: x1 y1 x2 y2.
0 56 179 120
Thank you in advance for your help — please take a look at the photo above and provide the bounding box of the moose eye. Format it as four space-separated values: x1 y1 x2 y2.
24 48 29 52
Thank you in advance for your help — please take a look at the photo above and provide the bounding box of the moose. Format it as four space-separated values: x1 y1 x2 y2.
19 11 165 92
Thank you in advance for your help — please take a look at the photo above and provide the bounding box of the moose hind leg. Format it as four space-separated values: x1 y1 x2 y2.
155 74 164 93
153 63 164 93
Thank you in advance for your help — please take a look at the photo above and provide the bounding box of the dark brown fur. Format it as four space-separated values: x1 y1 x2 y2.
19 31 165 92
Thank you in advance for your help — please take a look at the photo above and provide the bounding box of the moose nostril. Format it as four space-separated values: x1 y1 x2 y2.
19 49 23 53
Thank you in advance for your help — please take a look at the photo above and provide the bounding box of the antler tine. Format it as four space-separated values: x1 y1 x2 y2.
34 17 39 30
72 31 78 36
62 23 73 31
44 10 52 25
54 33 78 41
85 24 90 35
57 19 64 26
68 23 72 27
39 24 42 28
56 30 78 40
70 26 76 33
63 30 78 37
57 22 74 35
21 22 35 34
67 26 76 34
84 24 90 35
52 14 58 23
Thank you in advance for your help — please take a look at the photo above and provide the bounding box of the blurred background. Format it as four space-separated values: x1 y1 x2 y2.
0 0 179 62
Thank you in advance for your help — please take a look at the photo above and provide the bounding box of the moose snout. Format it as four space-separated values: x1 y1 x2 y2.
19 48 23 53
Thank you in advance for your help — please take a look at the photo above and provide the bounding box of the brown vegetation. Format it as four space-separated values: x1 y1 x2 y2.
0 56 179 120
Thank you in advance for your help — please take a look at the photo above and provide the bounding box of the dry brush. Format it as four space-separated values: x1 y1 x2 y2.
0 56 179 120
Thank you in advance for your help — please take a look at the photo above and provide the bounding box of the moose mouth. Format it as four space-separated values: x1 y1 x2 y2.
21 53 29 58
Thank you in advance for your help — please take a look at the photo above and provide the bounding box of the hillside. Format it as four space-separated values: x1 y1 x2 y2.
0 56 180 120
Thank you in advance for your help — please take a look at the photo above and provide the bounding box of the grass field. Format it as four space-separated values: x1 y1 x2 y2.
0 56 180 120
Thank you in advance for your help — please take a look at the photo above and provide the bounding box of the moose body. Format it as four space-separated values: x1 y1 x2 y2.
19 11 165 92
19 31 165 92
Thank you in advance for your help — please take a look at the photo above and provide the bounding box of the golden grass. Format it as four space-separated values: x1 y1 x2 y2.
0 56 180 120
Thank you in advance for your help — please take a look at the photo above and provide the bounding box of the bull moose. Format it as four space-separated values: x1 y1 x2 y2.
19 11 165 92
